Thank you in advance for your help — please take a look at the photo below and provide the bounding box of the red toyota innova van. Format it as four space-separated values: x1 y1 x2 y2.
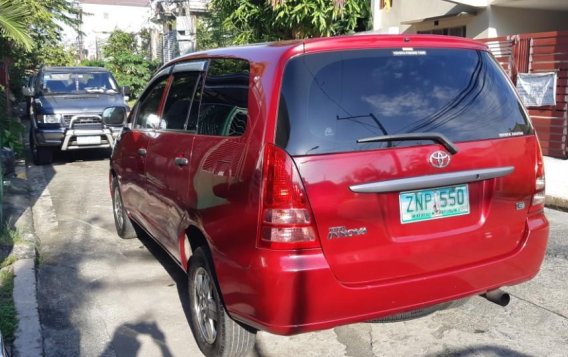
109 35 549 356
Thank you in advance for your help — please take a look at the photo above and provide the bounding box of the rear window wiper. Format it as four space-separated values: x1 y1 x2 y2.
357 132 459 155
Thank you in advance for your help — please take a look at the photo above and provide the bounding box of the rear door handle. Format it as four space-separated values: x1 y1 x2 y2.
137 148 147 156
175 157 189 167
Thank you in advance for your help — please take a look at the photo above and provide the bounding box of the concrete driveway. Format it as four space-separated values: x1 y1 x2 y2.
29 153 567 357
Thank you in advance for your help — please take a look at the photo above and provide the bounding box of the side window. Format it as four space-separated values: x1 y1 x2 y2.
161 71 201 130
134 75 169 129
197 58 249 136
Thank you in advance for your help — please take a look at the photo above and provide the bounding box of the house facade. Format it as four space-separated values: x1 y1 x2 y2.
372 0 568 39
74 0 152 60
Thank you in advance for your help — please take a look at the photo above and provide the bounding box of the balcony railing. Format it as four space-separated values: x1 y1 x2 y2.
188 0 208 12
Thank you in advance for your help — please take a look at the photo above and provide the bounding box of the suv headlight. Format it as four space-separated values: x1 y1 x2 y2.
37 113 62 124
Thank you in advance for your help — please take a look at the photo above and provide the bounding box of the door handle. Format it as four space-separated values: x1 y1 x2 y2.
137 148 147 156
175 157 189 167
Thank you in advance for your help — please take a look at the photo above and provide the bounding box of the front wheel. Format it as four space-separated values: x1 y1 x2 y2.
188 247 256 357
30 131 53 165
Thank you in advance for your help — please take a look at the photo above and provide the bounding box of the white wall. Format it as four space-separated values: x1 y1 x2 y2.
79 4 151 59
372 0 568 39
489 7 568 36
373 0 473 34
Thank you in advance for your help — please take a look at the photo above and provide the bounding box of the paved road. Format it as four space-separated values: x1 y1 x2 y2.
31 153 567 357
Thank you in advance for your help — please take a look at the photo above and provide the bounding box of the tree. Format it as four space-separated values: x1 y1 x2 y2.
0 0 33 51
37 44 76 66
2 0 82 95
101 30 160 98
198 0 371 49
102 30 138 59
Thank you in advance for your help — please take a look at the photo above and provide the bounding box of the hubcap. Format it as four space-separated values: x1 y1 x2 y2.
113 188 124 229
193 267 218 344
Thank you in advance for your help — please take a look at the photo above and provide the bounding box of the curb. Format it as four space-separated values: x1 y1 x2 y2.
545 195 568 213
6 162 43 357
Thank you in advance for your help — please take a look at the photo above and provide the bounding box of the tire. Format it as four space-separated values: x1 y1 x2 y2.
111 177 137 239
188 247 256 357
30 131 53 165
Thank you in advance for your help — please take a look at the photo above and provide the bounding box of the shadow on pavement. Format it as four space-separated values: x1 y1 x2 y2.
100 320 174 357
425 345 533 357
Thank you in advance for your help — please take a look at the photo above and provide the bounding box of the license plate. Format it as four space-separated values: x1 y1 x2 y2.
399 184 470 224
77 136 101 145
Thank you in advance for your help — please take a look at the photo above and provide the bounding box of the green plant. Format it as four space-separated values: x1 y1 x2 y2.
80 59 106 68
0 0 33 50
198 0 371 49
100 29 161 99
0 85 25 157
0 268 17 343
0 255 16 269
0 228 22 246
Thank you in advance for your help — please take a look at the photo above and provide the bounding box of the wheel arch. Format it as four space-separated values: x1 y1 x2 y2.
180 225 210 272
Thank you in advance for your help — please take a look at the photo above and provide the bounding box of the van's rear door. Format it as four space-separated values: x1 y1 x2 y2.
277 46 537 285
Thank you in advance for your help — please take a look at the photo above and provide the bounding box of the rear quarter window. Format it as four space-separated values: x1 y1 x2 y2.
197 58 250 137
277 48 532 156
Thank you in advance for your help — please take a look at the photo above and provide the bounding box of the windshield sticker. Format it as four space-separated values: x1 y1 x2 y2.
392 49 427 56
499 131 524 138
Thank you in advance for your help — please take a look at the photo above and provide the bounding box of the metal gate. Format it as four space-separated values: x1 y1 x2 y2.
481 31 568 159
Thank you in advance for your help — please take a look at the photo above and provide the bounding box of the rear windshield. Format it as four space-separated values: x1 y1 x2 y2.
276 48 532 156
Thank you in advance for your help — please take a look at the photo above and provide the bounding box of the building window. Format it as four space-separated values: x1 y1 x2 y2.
380 0 393 10
418 26 466 37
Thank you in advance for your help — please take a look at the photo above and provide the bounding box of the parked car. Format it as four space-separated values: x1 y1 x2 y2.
26 66 130 165
109 34 549 357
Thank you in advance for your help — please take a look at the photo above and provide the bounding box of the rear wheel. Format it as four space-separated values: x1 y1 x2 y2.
111 177 137 239
188 247 256 357
30 131 53 165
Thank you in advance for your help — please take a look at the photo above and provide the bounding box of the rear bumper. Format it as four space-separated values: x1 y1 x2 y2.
222 214 548 335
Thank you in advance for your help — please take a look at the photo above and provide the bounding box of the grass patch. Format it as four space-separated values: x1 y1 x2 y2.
0 228 22 246
0 268 17 343
0 228 23 344
0 255 16 269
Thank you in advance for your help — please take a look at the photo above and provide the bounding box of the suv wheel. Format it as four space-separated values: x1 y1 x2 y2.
30 131 53 165
188 247 256 357
111 177 137 239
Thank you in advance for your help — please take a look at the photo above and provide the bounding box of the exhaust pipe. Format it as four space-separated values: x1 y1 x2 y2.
481 289 510 307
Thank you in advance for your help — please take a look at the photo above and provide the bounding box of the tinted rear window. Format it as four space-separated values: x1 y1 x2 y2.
277 49 531 156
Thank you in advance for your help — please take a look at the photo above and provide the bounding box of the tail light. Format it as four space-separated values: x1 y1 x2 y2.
260 144 320 249
529 143 546 213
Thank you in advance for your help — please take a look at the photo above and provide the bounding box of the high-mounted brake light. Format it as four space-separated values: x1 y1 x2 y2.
260 144 320 249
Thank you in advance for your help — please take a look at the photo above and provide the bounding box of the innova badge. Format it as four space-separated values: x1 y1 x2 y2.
429 151 451 169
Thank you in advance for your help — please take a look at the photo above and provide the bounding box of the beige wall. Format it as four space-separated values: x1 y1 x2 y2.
489 7 568 36
373 0 568 39
373 0 462 34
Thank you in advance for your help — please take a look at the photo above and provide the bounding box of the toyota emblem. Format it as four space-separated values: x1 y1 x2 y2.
429 151 451 168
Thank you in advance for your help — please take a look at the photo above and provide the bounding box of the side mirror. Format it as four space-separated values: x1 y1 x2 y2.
102 106 127 126
122 86 130 96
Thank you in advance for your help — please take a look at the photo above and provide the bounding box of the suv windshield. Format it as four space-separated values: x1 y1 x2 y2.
277 48 532 156
40 71 119 95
